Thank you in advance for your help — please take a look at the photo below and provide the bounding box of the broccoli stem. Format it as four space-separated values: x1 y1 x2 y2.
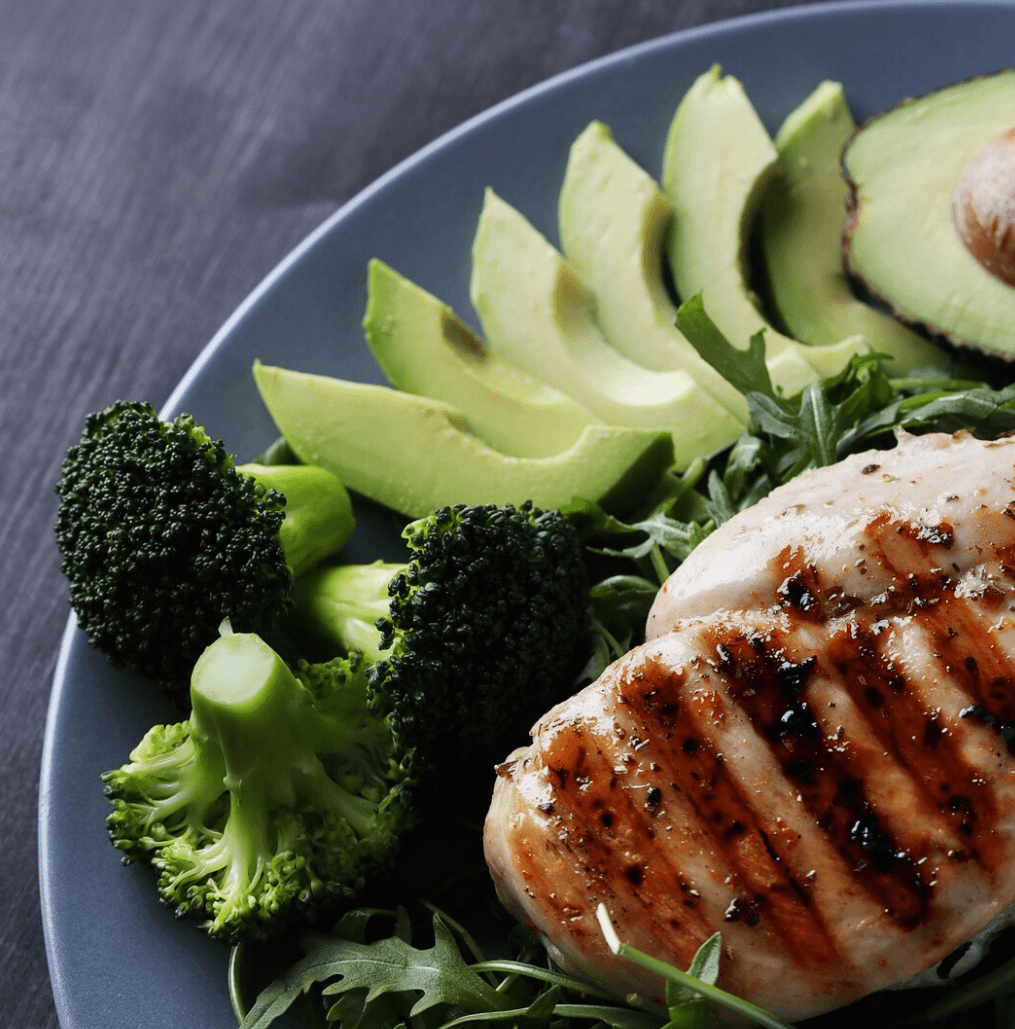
190 632 313 794
293 762 382 838
190 631 295 738
287 561 405 662
241 463 355 580
190 631 381 814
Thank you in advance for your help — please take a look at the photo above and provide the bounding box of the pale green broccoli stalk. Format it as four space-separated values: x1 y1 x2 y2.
242 461 354 581
287 561 405 663
101 629 413 944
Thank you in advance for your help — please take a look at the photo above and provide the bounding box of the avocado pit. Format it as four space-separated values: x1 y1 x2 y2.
953 126 1015 288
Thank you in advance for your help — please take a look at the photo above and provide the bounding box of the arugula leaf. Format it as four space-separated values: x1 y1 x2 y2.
702 469 738 526
319 911 508 1020
674 309 1015 528
719 434 769 506
239 902 688 1029
568 498 715 571
581 574 662 684
661 933 722 1029
235 909 507 1029
676 293 774 398
234 909 410 1028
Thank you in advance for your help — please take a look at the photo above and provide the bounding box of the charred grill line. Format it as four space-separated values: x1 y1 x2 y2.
854 517 1015 861
928 594 1015 756
615 657 843 970
486 436 1015 1023
823 614 998 856
705 624 934 928
770 517 1013 873
539 717 717 956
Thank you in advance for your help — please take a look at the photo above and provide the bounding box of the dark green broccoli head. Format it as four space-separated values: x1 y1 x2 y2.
102 631 413 944
371 501 591 793
55 401 353 689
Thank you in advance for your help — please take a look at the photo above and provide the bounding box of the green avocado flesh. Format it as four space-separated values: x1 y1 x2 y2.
661 65 867 393
843 69 1015 357
252 361 673 517
362 258 599 458
470 188 744 471
760 81 945 373
557 121 747 418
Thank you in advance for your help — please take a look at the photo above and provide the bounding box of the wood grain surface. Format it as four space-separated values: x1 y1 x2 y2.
0 1 819 1025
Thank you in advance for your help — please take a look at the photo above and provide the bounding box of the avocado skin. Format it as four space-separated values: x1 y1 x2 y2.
841 69 1015 360
759 81 945 373
252 361 673 518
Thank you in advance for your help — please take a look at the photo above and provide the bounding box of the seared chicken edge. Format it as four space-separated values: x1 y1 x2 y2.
485 432 1015 1022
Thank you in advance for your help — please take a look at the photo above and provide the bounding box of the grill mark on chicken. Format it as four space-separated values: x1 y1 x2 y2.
763 513 1012 872
702 623 936 928
523 716 719 958
616 656 844 969
927 594 1015 750
487 434 1015 1022
821 618 998 861
532 654 847 973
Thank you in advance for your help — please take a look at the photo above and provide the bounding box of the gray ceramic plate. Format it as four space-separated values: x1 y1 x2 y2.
38 2 1015 1026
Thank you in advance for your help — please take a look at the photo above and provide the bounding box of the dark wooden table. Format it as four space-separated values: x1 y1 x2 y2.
1 1 825 1024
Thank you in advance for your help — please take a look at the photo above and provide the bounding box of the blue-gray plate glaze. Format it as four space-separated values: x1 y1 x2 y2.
38 2 1015 1026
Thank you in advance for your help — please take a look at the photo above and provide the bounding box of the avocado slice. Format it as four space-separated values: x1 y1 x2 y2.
558 120 747 418
759 81 946 373
470 188 744 471
252 361 673 517
661 65 867 391
842 69 1015 358
363 258 599 458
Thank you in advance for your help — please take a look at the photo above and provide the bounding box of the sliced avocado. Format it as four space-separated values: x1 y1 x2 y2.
252 360 673 517
558 121 747 418
661 65 867 391
363 258 600 458
760 81 946 373
842 69 1015 358
470 189 744 471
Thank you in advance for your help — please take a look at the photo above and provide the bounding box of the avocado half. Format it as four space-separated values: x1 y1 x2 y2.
842 69 1015 358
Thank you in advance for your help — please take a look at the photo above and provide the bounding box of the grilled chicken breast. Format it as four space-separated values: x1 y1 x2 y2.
485 431 1015 1022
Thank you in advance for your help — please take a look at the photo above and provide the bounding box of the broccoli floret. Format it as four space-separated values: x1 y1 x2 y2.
291 502 591 796
54 401 354 688
101 629 413 944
